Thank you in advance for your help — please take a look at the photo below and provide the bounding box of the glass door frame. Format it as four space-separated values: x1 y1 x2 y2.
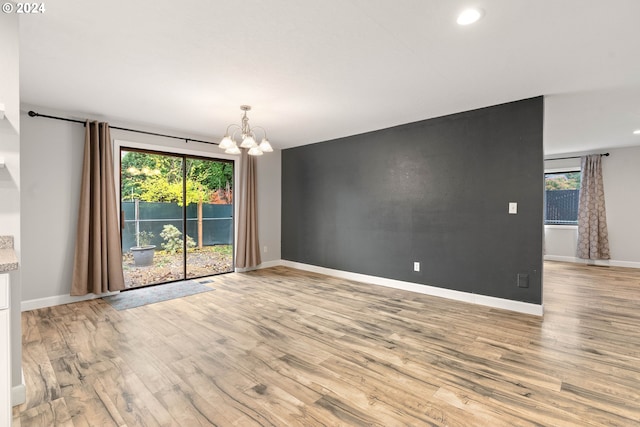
114 139 238 287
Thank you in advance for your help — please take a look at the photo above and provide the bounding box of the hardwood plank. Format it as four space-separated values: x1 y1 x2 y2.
16 398 73 427
92 377 128 427
19 340 61 411
92 359 175 427
21 311 41 344
14 262 640 426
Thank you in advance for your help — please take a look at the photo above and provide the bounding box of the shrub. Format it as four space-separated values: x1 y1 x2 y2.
160 224 195 254
136 231 154 247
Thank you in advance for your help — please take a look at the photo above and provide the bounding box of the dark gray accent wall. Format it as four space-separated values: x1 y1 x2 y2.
282 97 543 304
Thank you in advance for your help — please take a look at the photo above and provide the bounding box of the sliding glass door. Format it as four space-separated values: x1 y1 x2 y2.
120 148 234 289
184 157 234 279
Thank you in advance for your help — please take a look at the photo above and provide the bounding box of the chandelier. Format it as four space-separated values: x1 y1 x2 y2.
218 105 273 156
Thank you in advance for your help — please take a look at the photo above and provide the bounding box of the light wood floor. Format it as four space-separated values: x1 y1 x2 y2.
12 262 640 426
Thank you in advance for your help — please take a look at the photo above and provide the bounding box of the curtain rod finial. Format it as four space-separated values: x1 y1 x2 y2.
28 111 37 117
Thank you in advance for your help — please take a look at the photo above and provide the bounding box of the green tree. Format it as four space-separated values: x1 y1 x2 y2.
187 159 233 192
138 176 208 206
120 151 233 205
545 172 581 190
121 151 160 200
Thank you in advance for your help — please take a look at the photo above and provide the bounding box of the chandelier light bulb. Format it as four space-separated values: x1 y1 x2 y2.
248 146 263 156
225 144 241 155
259 138 273 152
219 135 234 150
241 135 256 148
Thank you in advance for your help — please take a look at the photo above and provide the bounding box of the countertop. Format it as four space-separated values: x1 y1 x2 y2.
0 236 18 272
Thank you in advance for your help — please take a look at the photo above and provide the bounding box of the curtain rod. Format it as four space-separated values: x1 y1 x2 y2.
545 152 609 161
27 110 218 146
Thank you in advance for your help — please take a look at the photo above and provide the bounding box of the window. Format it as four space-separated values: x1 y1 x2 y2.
544 170 581 225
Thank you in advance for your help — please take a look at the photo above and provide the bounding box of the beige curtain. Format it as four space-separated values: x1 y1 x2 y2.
576 154 610 260
71 121 125 295
236 149 262 268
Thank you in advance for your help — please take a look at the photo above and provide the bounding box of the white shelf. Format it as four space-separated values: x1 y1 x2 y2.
0 102 17 136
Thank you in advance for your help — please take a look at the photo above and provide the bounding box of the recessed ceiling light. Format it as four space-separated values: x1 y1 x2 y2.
634 129 640 135
457 8 483 25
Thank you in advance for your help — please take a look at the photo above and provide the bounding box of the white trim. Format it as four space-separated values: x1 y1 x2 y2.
21 291 119 312
235 259 282 273
113 139 237 163
544 224 578 230
277 260 543 316
11 371 25 406
544 255 580 263
544 166 581 173
544 255 640 269
258 260 283 269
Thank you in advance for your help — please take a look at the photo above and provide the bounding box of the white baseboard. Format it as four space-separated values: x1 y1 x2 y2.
23 258 548 317
278 260 543 316
12 371 25 406
544 255 640 269
21 291 119 312
235 259 282 273
258 260 283 269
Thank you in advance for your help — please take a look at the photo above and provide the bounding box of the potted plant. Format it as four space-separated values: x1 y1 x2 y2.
131 231 156 266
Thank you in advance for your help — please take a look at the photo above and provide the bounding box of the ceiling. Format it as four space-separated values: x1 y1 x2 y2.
19 0 640 154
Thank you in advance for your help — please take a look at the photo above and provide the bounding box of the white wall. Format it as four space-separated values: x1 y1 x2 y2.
256 150 281 263
20 109 84 302
602 146 640 264
0 10 23 399
20 105 282 306
544 146 640 267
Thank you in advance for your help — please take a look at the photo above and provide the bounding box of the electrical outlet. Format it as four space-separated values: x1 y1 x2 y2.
509 202 518 214
413 262 420 272
263 246 268 253
517 273 529 288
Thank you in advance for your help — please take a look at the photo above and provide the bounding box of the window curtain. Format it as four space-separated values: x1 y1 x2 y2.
236 149 261 268
71 121 125 295
576 154 610 260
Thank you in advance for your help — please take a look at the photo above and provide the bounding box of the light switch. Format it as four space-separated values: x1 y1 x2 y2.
508 202 518 214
